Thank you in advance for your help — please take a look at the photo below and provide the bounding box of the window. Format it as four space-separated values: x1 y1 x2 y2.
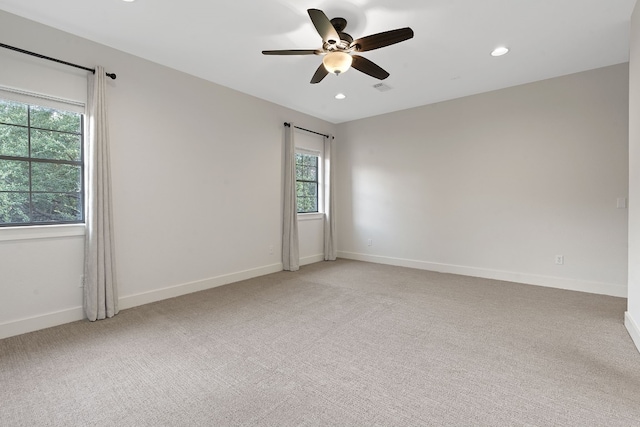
296 152 319 213
0 98 84 227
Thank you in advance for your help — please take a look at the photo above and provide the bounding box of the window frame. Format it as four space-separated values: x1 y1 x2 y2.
0 90 86 228
295 148 322 215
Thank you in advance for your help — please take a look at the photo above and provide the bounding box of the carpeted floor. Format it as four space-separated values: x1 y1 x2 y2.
1 259 639 426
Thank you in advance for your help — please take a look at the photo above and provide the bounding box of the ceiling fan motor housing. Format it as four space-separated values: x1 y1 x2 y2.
324 17 353 51
324 34 353 52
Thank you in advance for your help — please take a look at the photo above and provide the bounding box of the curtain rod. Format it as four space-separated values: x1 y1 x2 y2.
0 43 116 80
284 122 333 139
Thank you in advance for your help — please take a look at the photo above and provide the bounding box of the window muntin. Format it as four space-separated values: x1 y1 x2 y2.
0 98 84 227
296 152 319 213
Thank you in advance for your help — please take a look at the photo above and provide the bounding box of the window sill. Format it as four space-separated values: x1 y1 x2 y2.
298 213 325 221
0 224 85 242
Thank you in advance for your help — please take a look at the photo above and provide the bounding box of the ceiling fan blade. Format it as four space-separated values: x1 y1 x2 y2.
308 9 340 44
310 64 329 84
351 27 414 52
351 55 390 80
262 49 321 55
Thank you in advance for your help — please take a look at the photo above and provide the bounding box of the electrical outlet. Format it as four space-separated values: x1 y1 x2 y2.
617 197 627 209
555 255 564 265
367 239 372 247
268 245 274 255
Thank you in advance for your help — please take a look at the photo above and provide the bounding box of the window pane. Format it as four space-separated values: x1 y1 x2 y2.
30 106 81 133
297 196 318 213
32 129 82 161
301 166 317 181
0 192 30 224
297 178 318 212
0 159 29 191
31 192 82 223
0 124 29 157
32 162 81 192
0 99 28 126
299 182 317 197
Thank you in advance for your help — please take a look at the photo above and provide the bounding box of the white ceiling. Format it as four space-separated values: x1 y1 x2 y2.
0 0 636 123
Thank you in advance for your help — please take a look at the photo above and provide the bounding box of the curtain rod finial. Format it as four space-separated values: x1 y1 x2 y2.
106 72 116 80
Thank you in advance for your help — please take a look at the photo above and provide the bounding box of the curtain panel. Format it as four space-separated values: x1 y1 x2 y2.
84 65 118 321
283 124 300 271
324 134 337 261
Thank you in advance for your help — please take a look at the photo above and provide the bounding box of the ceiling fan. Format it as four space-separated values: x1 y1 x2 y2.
262 8 414 84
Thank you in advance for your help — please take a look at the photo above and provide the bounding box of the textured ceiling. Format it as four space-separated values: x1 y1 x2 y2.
0 0 636 123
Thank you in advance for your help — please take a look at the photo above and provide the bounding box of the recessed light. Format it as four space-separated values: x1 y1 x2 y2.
491 47 509 57
122 0 136 2
335 93 346 100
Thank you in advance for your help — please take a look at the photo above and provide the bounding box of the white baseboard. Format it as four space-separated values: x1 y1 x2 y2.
625 312 640 354
338 251 627 298
0 262 284 340
300 254 325 266
119 262 283 310
0 306 85 340
2 254 627 341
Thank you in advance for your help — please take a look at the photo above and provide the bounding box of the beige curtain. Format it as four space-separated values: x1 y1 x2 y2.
324 134 337 261
84 66 118 321
283 123 300 271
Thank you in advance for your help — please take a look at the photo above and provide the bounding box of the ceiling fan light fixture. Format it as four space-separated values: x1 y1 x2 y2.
322 51 353 75
491 46 509 57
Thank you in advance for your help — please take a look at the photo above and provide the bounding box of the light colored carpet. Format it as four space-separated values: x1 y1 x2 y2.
1 259 639 426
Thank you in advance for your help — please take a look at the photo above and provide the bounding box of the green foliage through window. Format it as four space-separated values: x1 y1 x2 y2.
296 152 318 213
0 98 84 226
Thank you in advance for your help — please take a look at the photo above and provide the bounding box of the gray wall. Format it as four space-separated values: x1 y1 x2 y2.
627 1 640 352
337 64 629 297
0 10 335 338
